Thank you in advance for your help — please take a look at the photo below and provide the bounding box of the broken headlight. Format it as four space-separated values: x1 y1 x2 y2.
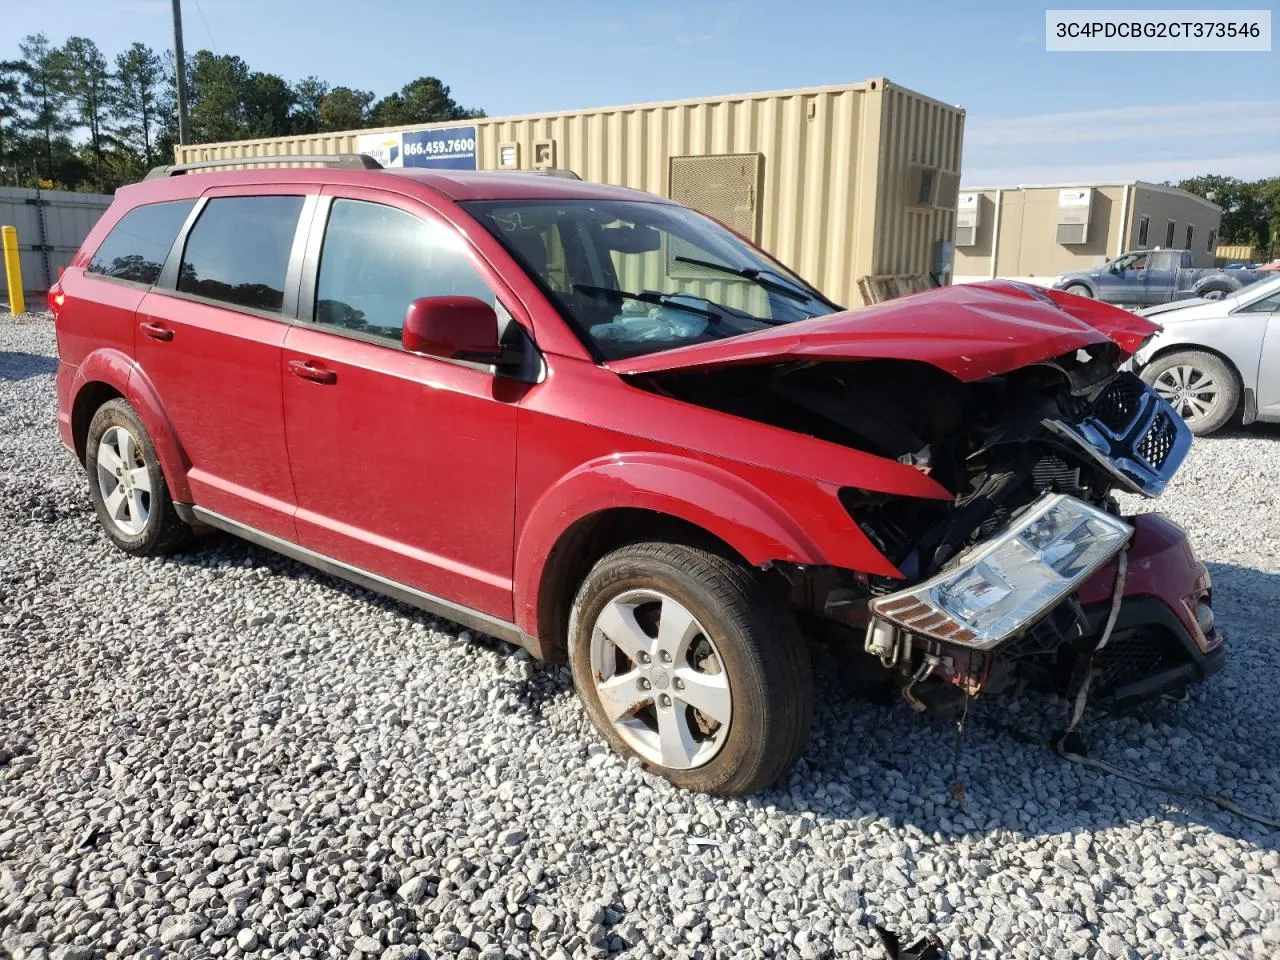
868 494 1132 650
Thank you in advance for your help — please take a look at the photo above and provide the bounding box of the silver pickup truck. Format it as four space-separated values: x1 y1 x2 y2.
1053 248 1265 307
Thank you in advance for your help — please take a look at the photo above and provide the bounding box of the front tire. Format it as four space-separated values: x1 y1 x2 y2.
568 542 812 795
85 399 193 555
1142 350 1240 436
1063 283 1093 298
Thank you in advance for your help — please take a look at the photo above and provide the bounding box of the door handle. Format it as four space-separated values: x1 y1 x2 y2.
139 320 173 342
288 359 337 385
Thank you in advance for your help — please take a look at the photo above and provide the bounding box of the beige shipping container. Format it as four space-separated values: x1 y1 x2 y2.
173 79 964 308
1215 243 1259 265
954 180 1222 284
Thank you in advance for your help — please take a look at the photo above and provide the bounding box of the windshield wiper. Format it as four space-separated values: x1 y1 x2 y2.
573 284 787 326
572 284 722 319
671 255 816 303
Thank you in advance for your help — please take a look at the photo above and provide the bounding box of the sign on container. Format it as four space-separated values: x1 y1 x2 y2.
356 126 478 171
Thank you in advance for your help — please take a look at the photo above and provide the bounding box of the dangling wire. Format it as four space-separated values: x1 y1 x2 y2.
949 690 971 804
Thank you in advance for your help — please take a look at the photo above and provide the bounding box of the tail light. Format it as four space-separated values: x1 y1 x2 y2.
48 282 65 318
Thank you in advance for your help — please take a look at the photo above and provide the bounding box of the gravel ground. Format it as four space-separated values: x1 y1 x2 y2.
2 313 1278 960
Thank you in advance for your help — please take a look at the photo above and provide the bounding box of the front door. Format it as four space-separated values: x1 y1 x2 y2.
135 191 312 539
280 192 523 620
1108 251 1150 304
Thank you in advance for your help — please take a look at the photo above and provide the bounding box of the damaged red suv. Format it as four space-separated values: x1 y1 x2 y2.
52 159 1224 794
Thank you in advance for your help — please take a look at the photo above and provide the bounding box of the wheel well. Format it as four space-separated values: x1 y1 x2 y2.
534 508 752 662
71 382 124 464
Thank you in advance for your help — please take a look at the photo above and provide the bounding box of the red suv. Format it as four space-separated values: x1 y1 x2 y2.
52 158 1224 794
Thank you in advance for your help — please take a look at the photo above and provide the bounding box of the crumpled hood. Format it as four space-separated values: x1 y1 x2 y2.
607 281 1159 382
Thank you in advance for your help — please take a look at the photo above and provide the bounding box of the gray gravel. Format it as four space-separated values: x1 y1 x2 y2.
2 313 1279 960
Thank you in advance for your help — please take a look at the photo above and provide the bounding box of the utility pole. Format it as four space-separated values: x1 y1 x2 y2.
172 0 191 145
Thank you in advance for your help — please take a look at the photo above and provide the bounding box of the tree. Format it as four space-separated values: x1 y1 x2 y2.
0 34 488 189
0 60 27 184
60 37 115 189
115 42 164 168
187 50 249 143
241 71 295 138
1179 174 1280 259
290 76 328 134
368 77 482 128
318 86 373 132
17 33 71 181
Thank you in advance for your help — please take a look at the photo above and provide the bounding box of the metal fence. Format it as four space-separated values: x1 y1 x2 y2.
0 187 113 302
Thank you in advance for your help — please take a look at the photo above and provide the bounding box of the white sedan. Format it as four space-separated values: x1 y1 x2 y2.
1131 274 1280 435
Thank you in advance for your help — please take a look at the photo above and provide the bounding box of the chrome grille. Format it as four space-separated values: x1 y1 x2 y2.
1137 411 1177 470
1091 374 1146 433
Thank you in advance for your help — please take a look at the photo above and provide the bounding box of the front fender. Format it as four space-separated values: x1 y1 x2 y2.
71 348 193 503
1057 275 1099 297
512 452 901 636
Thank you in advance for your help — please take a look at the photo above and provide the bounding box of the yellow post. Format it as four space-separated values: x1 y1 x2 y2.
2 225 24 315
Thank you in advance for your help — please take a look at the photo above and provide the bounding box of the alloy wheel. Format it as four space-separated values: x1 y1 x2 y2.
1153 364 1220 424
95 425 152 536
588 588 732 770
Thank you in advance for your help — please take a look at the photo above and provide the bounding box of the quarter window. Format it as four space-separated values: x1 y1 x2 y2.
1137 215 1150 247
87 200 195 285
314 199 494 344
1241 290 1280 314
178 196 305 312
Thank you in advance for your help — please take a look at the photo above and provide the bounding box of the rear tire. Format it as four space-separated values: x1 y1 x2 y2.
1141 350 1240 436
85 399 194 555
568 542 812 795
1199 286 1230 301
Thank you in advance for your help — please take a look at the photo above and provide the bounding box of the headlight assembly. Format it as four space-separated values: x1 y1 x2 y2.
869 494 1132 650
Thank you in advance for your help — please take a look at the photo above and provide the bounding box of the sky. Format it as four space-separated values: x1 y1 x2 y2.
6 0 1278 185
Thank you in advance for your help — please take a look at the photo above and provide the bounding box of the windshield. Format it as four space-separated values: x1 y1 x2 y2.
462 199 839 360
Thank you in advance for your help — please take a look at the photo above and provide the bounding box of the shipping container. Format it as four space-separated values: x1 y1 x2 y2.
174 79 965 308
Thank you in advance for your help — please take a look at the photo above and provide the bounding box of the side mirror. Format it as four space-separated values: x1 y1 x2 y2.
402 296 503 363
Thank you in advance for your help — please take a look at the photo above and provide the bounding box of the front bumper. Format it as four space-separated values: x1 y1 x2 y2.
1074 511 1224 704
920 511 1223 707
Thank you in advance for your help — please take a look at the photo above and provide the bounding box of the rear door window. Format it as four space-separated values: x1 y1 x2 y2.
87 199 196 285
178 196 305 312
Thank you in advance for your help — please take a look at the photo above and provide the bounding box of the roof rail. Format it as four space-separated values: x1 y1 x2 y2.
144 154 383 180
521 168 582 180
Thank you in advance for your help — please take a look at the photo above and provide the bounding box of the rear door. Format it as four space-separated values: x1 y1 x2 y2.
134 188 315 539
280 188 525 619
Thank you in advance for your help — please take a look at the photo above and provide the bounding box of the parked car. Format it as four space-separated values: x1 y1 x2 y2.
51 159 1224 795
1053 248 1265 306
1131 273 1280 435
